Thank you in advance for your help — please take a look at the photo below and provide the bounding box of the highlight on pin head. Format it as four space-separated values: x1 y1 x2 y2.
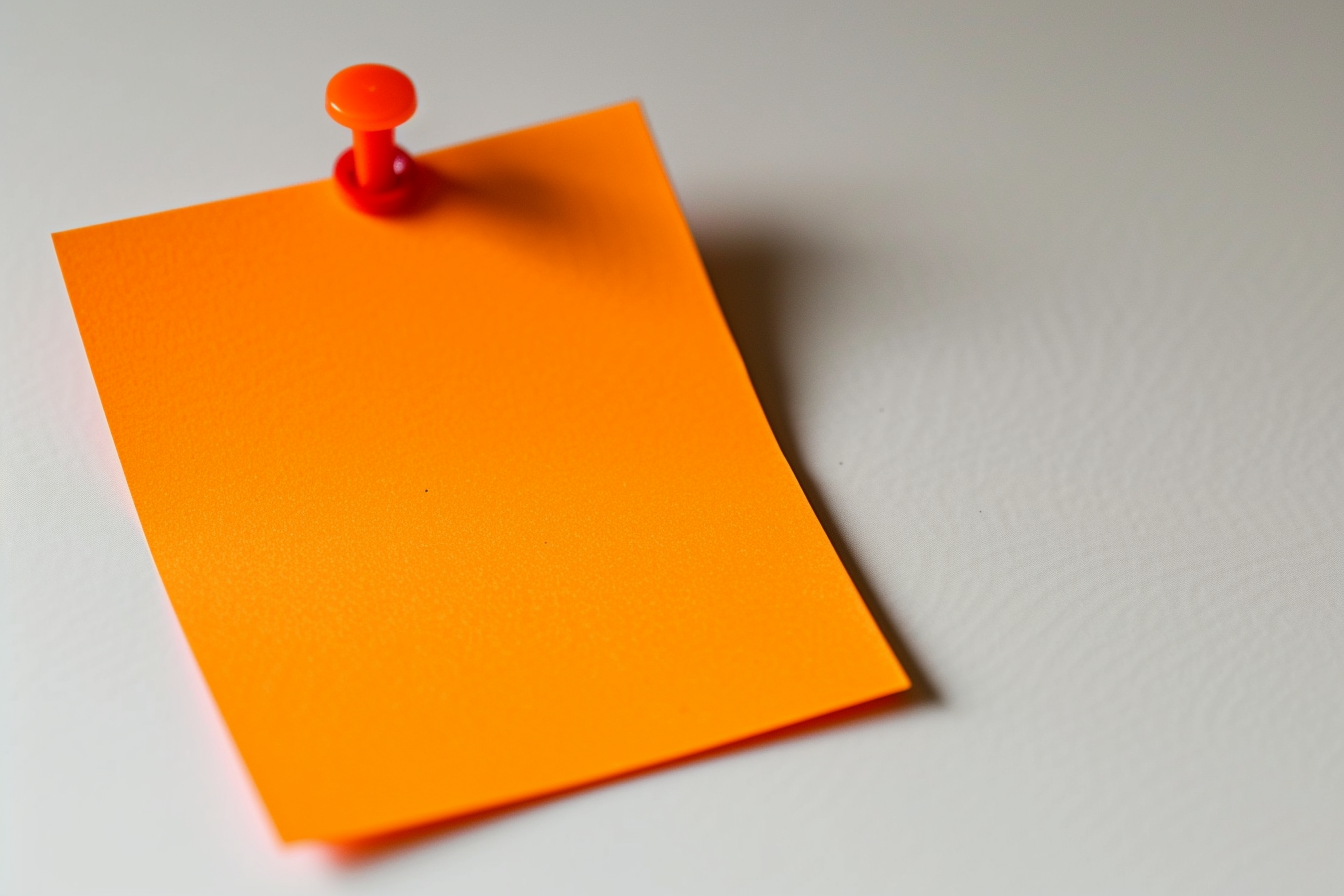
326 64 421 215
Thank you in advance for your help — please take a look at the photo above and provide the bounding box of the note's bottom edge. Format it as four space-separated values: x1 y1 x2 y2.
285 678 912 851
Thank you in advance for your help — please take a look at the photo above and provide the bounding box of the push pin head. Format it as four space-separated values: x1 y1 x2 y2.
326 64 421 215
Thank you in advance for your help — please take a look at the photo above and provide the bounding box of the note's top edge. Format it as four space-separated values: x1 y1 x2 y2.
49 99 648 242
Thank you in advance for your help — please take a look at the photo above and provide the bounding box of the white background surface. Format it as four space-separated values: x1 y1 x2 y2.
3 2 1343 893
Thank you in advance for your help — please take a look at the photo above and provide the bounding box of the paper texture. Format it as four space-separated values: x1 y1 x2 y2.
53 102 908 843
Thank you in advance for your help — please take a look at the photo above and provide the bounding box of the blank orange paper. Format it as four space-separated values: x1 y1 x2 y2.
53 102 908 843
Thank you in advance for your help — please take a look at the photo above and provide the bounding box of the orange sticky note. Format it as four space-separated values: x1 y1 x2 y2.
53 102 908 843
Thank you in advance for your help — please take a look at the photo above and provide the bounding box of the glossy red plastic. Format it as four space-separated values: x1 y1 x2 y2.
332 146 420 215
325 65 417 132
326 64 420 214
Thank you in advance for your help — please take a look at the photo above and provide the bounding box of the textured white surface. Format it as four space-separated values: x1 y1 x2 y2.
3 1 1343 893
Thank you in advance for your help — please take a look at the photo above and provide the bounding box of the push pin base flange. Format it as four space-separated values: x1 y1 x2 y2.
332 146 419 215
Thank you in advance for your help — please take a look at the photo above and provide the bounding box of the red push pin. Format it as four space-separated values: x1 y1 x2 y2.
326 64 421 215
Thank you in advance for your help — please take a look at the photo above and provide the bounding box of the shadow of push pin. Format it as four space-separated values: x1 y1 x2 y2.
327 64 422 215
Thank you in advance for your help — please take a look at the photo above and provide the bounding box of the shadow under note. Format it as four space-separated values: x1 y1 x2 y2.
697 232 939 707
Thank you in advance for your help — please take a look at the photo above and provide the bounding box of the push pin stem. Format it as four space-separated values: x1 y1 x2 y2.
326 64 420 214
352 129 397 192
